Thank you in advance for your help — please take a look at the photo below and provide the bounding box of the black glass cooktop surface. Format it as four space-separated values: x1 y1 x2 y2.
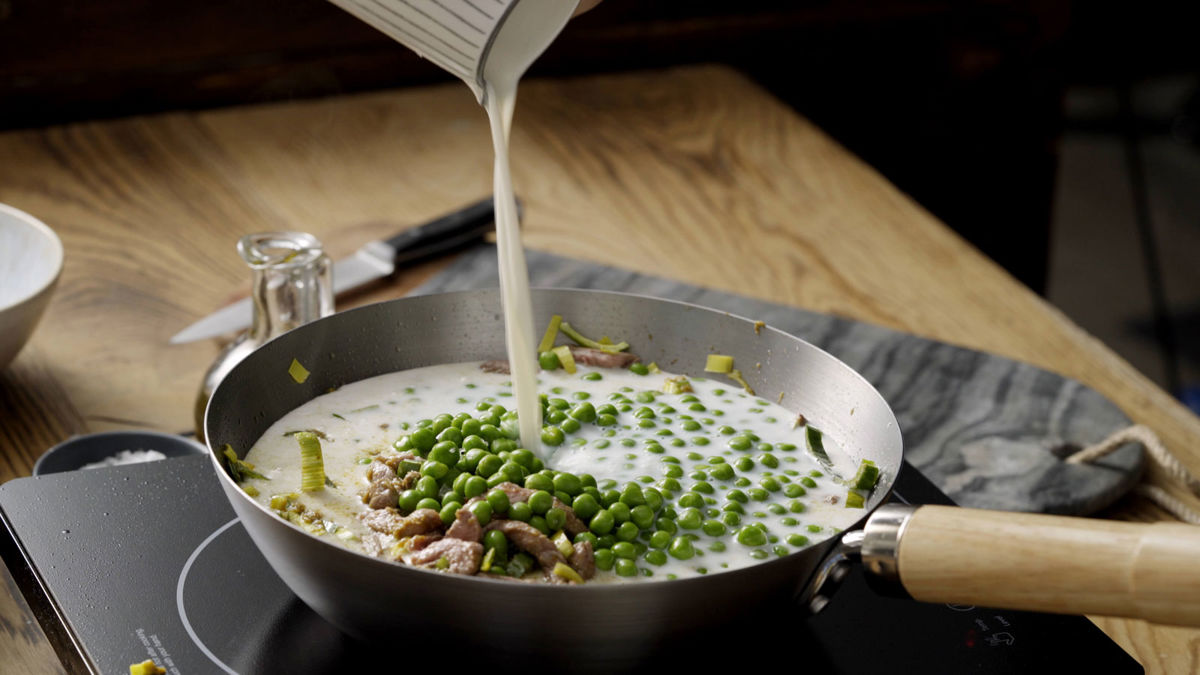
0 456 1142 674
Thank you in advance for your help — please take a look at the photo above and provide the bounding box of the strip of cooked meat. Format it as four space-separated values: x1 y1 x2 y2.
381 452 419 471
409 538 483 575
567 347 639 369
480 360 510 374
569 540 596 580
485 520 566 572
481 350 639 375
360 508 442 537
445 509 483 542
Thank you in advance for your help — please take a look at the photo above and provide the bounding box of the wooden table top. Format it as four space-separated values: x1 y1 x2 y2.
1 64 1198 673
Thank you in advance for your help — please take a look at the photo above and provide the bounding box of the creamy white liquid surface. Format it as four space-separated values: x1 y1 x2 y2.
243 363 865 582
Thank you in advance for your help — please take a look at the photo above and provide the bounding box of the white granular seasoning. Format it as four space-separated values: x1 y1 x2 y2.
81 449 167 470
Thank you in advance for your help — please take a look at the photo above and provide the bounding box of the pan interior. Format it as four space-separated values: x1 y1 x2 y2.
209 288 901 518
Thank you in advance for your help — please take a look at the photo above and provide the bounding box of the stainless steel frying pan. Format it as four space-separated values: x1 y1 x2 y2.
205 289 1200 666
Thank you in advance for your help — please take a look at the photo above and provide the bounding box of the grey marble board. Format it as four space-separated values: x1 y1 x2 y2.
408 245 1143 515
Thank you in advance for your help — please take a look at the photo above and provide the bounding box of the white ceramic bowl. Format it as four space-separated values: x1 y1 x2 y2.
0 203 63 370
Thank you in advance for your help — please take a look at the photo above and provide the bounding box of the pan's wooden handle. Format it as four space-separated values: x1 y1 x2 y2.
894 505 1200 626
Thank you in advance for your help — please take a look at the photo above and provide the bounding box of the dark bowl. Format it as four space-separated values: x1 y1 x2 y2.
34 430 207 476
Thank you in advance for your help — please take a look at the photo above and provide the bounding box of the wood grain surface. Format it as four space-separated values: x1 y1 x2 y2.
0 65 1197 673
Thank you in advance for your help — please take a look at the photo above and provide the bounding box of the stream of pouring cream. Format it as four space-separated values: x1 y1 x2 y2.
476 0 577 459
485 84 543 458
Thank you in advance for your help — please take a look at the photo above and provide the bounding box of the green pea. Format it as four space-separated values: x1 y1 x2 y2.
669 536 695 560
733 477 751 487
807 524 822 533
498 461 526 484
644 550 667 566
702 520 727 536
541 426 565 446
529 516 550 535
416 497 441 512
608 502 631 523
484 529 508 557
408 428 436 454
486 489 510 513
416 475 439 498
781 517 798 526
635 391 656 403
478 423 502 440
582 371 603 381
736 526 767 547
748 488 770 501
720 511 741 527
787 534 809 547
490 438 518 454
545 507 567 531
717 425 735 436
629 362 650 375
692 437 711 446
436 427 463 447
597 534 617 549
620 483 646 507
596 414 618 427
677 508 703 530
458 476 484 500
468 500 493 525
397 489 420 512
643 488 664 512
631 504 656 530
649 530 672 549
614 558 639 577
801 477 818 488
476 454 504 478
784 484 807 498
662 464 685 480
439 501 462 525
760 477 782 492
678 492 704 509
572 493 601 521
722 501 745 515
594 548 615 571
509 501 533 522
680 420 701 432
538 350 561 370
527 490 553 515
735 457 755 472
521 473 550 492
768 504 786 515
442 490 464 507
561 418 582 434
789 500 807 513
459 417 482 436
724 489 748 503
727 437 752 451
615 521 639 542
656 518 678 535
600 489 621 507
709 463 735 481
427 446 458 471
589 509 615 535
461 435 488 452
691 481 714 494
565 402 596 423
611 541 637 559
575 531 599 547
757 453 779 468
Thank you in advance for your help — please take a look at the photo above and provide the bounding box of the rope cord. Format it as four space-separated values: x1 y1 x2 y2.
1065 424 1200 525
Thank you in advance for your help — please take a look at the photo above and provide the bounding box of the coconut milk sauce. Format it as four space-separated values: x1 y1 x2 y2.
243 363 862 581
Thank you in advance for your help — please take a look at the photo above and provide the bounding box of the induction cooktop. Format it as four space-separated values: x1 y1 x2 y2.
0 455 1142 674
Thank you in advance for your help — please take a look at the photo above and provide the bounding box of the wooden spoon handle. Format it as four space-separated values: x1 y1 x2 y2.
892 505 1200 626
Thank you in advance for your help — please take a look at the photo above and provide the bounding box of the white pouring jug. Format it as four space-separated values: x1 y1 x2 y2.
327 0 579 103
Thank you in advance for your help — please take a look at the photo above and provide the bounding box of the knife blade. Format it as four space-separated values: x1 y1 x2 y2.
170 196 502 344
